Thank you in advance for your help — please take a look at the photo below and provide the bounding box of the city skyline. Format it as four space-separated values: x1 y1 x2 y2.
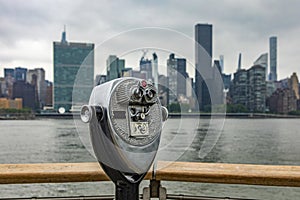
0 28 292 84
1 0 300 81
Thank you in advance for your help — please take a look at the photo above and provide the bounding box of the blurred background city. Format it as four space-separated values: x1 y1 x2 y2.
1 23 300 116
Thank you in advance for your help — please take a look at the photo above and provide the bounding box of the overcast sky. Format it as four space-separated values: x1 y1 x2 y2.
1 0 300 81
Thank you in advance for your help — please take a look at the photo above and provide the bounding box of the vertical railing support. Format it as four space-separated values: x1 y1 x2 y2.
143 180 167 200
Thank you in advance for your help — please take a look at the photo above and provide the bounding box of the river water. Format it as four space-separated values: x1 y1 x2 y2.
0 118 299 199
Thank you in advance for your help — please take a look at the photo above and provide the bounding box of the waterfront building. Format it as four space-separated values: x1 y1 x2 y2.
27 68 46 109
222 74 231 90
174 54 188 95
13 81 36 110
275 78 289 90
167 54 178 104
106 55 125 81
195 23 213 110
45 80 53 107
266 81 276 98
275 73 300 99
269 36 277 81
231 69 248 108
289 72 299 99
267 72 299 113
53 28 94 112
268 88 297 114
4 68 15 99
247 65 266 112
0 98 22 109
0 78 4 97
167 53 188 104
4 68 14 78
230 65 266 112
254 53 268 80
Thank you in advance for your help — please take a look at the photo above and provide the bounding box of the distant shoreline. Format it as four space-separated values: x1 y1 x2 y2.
168 113 300 119
0 113 35 120
36 112 300 119
1 112 299 120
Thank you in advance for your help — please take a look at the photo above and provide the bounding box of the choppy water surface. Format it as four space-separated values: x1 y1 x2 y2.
0 118 299 199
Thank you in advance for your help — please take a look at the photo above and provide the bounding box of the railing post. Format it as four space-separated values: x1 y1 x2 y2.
143 180 167 200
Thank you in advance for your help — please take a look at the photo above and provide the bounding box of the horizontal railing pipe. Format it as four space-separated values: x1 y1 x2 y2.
0 161 300 187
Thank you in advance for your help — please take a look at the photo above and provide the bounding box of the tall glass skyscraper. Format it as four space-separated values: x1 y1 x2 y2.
53 29 94 112
195 23 212 110
167 53 188 104
15 67 27 81
106 55 125 81
269 36 277 81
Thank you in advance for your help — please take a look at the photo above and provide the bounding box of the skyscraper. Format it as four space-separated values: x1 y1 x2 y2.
247 65 266 112
269 36 277 81
195 23 212 110
4 68 15 99
140 57 152 81
237 53 242 71
15 67 27 82
231 69 248 108
53 28 94 113
167 53 188 104
254 53 268 80
152 53 158 89
219 55 224 73
27 68 46 109
289 72 299 100
231 65 266 112
106 55 125 81
4 68 15 78
13 80 36 110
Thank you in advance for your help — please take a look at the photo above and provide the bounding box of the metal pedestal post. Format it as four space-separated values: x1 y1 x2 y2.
115 180 140 200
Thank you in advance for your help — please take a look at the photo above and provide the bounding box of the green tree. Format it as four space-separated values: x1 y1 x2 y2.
168 103 190 113
226 104 249 113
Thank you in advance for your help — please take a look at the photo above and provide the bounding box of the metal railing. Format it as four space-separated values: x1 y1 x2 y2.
0 195 256 200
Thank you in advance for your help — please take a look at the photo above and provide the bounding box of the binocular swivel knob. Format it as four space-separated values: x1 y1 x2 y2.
80 105 92 123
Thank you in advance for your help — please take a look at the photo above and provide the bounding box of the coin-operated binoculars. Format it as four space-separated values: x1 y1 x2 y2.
80 78 168 200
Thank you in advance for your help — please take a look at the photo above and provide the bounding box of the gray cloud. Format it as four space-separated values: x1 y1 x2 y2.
0 0 300 80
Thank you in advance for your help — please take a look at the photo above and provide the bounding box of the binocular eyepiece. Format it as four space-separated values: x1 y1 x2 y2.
130 79 157 104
